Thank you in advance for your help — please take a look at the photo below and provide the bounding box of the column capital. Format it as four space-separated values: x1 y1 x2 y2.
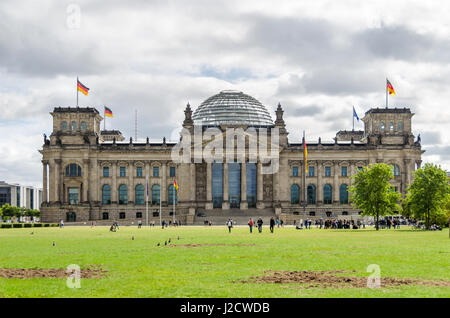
42 160 49 165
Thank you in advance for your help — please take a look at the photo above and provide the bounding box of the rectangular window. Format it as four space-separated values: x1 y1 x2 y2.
103 167 109 177
325 166 331 177
292 166 298 177
68 188 79 205
153 166 159 177
341 166 348 177
136 167 143 177
308 167 315 177
170 166 176 177
120 166 126 177
136 212 142 218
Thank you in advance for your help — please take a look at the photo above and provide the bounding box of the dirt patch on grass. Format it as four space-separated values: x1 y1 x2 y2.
240 270 450 289
168 243 256 248
0 265 107 279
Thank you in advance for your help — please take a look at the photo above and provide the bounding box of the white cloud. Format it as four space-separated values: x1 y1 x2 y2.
0 0 449 189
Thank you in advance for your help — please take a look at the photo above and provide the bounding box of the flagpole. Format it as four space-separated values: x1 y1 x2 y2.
76 77 79 107
159 186 162 227
146 177 149 226
386 78 388 109
303 130 306 221
173 187 175 224
352 109 355 131
104 107 106 131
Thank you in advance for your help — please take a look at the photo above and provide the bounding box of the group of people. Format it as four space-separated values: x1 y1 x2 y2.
227 217 282 233
109 221 119 232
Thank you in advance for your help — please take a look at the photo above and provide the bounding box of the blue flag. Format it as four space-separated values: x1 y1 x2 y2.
353 106 359 121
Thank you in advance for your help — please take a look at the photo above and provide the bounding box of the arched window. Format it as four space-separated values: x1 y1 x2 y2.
342 211 348 215
307 184 316 204
61 121 68 131
340 184 349 204
118 184 128 205
135 184 145 205
326 211 332 217
380 121 385 131
71 121 77 131
391 164 400 176
102 184 111 205
389 122 394 131
290 184 300 204
151 184 160 205
80 121 87 130
65 163 82 177
323 184 332 204
168 184 178 205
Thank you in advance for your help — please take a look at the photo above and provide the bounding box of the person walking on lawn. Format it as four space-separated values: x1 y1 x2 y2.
248 218 254 233
270 217 275 233
257 217 263 233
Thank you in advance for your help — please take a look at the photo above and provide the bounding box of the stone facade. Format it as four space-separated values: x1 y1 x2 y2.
40 98 424 224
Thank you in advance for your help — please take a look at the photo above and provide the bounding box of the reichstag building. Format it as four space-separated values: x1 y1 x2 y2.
40 90 423 224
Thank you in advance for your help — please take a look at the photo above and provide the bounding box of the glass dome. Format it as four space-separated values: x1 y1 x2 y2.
192 90 274 127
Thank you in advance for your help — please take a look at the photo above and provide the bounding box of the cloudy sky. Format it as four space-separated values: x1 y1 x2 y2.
1 0 449 187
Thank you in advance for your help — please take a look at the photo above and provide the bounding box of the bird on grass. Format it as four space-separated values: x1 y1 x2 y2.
177 236 180 240
52 241 56 246
30 232 34 235
156 243 160 247
168 238 171 243
164 241 167 246
132 236 134 240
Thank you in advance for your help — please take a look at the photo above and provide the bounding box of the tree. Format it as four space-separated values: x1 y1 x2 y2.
407 163 449 230
349 163 401 230
0 204 20 221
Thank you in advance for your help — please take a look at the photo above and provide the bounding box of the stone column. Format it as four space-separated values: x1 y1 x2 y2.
317 161 322 205
42 160 48 203
222 162 229 210
162 162 167 204
333 161 339 204
112 161 117 204
54 159 62 203
206 162 213 210
190 163 196 202
240 161 247 210
128 163 134 204
404 159 411 186
257 160 264 209
83 159 90 203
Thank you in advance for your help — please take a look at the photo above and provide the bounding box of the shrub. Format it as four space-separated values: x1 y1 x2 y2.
24 224 32 228
13 223 23 228
33 223 42 227
1 224 12 228
50 223 58 227
44 223 50 227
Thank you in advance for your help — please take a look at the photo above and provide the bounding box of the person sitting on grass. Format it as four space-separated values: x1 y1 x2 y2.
110 224 116 232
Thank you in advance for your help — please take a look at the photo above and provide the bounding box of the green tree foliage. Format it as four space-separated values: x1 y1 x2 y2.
349 163 401 230
407 164 449 229
0 204 20 221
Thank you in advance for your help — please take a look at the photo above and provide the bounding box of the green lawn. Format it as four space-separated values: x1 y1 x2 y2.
0 225 449 297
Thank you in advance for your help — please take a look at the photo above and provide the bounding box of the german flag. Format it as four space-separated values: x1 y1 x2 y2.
174 180 179 194
104 106 113 118
77 78 89 95
387 79 395 96
304 138 308 173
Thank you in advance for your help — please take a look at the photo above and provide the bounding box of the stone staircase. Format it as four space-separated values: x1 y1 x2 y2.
193 208 276 226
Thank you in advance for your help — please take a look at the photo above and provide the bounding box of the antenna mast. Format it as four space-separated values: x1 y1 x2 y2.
135 109 138 141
